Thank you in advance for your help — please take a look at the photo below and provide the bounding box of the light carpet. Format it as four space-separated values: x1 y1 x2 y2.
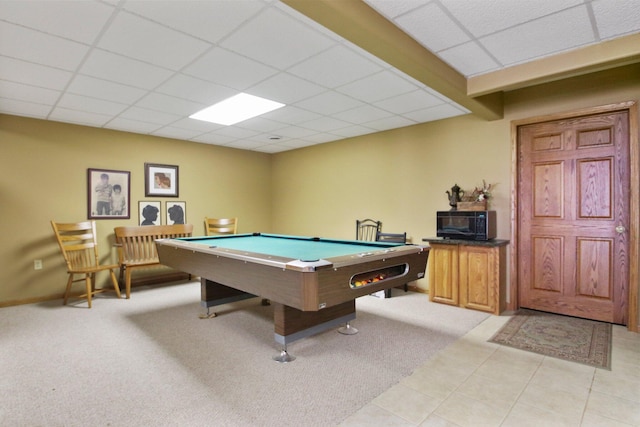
1 281 489 426
489 308 612 369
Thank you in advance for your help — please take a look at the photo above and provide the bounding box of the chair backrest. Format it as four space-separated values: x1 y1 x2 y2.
51 220 101 271
356 218 382 241
205 217 238 236
376 231 407 244
114 224 194 264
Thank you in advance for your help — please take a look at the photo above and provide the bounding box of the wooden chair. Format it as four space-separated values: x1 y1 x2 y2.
356 218 381 241
204 217 238 236
50 220 121 308
376 231 408 296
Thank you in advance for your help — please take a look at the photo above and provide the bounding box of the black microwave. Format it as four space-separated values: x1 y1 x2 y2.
436 210 497 241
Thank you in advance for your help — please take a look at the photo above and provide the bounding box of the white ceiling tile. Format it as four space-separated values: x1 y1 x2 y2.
438 41 501 77
80 50 174 90
288 45 383 88
363 115 415 131
395 3 470 52
97 11 211 71
0 57 72 90
298 116 353 132
49 107 111 127
118 106 181 126
337 71 417 103
2 0 639 153
135 93 206 116
221 6 334 69
0 81 60 106
374 89 444 115
365 0 430 18
183 47 277 91
592 0 640 39
224 140 265 150
294 91 363 116
171 117 223 133
0 98 52 119
66 75 147 104
208 126 259 139
235 116 286 133
104 117 163 134
122 0 266 43
299 133 341 143
0 0 114 42
330 124 378 138
267 125 317 139
261 106 322 125
151 126 204 140
439 0 584 37
156 74 237 105
247 73 326 104
0 22 89 70
190 132 238 145
57 93 128 116
338 104 393 125
480 6 595 66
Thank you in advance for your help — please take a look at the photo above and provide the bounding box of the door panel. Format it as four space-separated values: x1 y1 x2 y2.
518 111 629 324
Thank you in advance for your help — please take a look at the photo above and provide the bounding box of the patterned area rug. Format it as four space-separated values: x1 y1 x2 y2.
489 309 612 369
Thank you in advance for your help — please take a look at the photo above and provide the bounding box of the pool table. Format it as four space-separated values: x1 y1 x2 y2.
156 233 429 360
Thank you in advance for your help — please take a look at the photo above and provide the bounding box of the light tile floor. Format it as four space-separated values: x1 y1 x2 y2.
340 314 640 426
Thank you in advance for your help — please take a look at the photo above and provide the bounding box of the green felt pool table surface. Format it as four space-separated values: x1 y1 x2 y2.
179 233 403 261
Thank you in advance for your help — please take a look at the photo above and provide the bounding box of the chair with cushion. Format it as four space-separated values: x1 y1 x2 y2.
204 217 238 236
51 220 121 308
356 218 381 241
376 231 409 296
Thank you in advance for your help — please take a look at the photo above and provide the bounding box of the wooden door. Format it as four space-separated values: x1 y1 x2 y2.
518 110 630 324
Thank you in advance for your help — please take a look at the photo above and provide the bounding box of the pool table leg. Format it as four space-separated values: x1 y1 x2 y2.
272 300 356 361
199 279 257 318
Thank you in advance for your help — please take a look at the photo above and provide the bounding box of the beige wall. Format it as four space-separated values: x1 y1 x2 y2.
1 63 639 327
0 116 272 305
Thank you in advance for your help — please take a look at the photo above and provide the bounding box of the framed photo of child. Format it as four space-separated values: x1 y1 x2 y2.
145 163 179 197
87 168 131 219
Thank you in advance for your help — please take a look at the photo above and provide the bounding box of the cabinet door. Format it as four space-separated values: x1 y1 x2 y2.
428 244 459 306
459 245 497 313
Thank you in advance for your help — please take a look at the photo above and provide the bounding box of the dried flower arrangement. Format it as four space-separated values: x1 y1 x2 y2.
458 180 494 209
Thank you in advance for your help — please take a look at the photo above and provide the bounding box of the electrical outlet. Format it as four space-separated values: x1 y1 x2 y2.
34 259 43 270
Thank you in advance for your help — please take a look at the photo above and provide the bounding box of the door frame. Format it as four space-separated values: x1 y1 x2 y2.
509 101 639 332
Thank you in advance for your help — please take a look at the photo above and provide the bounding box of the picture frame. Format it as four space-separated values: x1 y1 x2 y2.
87 168 131 219
166 201 186 225
145 163 179 197
138 201 161 226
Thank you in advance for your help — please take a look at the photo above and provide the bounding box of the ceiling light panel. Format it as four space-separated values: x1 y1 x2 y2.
190 93 285 126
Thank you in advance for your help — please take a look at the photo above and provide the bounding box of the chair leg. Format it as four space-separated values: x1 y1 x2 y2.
85 274 92 309
125 269 132 299
63 274 74 305
110 270 121 299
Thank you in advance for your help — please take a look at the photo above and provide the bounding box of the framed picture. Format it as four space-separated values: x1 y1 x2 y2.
88 168 131 219
139 201 161 226
166 201 186 225
145 163 178 197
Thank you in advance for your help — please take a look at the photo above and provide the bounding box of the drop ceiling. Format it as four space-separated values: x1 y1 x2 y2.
1 0 639 153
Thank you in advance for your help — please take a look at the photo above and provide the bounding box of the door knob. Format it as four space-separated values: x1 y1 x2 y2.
615 225 626 234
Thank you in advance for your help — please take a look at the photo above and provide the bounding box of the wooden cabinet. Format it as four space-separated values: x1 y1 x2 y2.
425 239 508 315
428 243 459 306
